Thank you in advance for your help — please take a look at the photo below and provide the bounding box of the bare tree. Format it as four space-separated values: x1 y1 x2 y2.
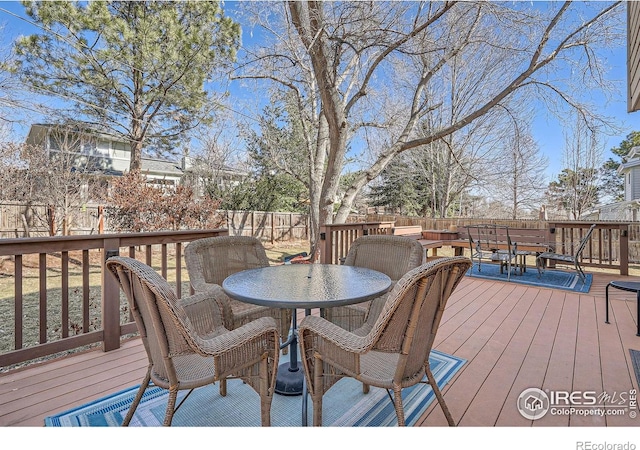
236 1 623 256
485 119 549 219
183 123 248 198
547 118 604 219
0 125 103 235
15 1 240 170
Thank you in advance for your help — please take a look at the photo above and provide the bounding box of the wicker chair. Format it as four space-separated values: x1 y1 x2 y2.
184 236 292 348
299 256 471 427
106 256 280 426
322 235 424 333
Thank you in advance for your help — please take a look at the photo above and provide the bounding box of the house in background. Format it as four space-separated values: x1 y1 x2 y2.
25 123 183 188
24 123 246 199
595 146 640 221
618 146 640 203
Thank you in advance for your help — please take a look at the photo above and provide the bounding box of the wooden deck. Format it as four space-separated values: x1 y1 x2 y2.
1 271 639 428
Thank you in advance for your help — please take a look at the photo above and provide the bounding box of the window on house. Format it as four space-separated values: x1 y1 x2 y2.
112 141 129 159
96 140 111 156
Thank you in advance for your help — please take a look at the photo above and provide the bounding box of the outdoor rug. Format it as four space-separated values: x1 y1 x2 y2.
630 349 640 389
466 262 592 293
44 349 464 427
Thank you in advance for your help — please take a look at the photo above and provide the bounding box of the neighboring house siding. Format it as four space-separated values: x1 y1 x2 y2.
626 171 632 202
24 124 248 195
629 1 640 112
633 167 640 200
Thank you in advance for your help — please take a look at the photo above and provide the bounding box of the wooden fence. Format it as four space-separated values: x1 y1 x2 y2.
4 203 640 262
0 202 309 242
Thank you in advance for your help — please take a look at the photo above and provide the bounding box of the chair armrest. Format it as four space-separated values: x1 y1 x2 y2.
195 316 279 356
299 315 371 353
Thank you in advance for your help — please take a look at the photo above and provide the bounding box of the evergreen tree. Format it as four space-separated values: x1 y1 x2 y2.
599 131 640 203
369 158 421 216
15 1 240 170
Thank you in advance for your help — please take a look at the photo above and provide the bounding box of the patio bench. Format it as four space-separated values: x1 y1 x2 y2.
450 226 551 272
391 225 423 239
391 225 444 260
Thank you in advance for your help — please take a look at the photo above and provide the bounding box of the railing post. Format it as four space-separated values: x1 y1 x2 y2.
619 223 629 275
102 238 121 352
319 226 330 264
547 222 557 269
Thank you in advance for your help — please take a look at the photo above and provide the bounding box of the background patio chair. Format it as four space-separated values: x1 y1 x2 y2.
321 234 424 333
184 236 292 349
536 223 597 282
299 256 472 427
106 256 280 426
466 224 518 280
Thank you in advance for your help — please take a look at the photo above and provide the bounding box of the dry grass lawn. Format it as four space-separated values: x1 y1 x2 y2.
0 240 310 368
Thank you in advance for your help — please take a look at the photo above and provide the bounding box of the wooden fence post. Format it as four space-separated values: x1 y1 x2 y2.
271 212 275 244
98 205 104 234
47 205 55 236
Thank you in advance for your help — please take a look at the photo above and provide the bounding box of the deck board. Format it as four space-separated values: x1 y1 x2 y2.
1 271 639 427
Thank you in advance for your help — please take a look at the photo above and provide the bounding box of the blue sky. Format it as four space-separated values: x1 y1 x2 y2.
530 44 634 178
0 1 637 184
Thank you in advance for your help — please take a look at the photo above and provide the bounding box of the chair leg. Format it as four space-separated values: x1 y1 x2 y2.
605 283 611 324
122 367 152 426
362 383 370 394
312 354 324 427
219 378 227 397
163 385 179 426
392 384 406 426
536 257 544 278
425 362 456 426
575 260 585 282
259 353 272 427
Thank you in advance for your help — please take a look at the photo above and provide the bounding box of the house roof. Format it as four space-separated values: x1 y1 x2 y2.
617 146 640 174
25 123 126 146
141 157 183 177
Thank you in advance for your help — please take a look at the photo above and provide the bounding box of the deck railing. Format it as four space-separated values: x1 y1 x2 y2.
319 220 630 275
0 229 228 368
547 221 630 275
319 222 394 264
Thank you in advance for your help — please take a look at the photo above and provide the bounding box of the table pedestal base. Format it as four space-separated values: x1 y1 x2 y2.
275 362 304 396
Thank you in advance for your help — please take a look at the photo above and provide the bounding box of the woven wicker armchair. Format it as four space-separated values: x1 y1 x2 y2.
299 256 471 427
322 235 424 333
106 256 280 426
184 236 292 346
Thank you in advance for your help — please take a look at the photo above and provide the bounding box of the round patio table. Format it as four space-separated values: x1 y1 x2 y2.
222 263 392 397
605 280 640 336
